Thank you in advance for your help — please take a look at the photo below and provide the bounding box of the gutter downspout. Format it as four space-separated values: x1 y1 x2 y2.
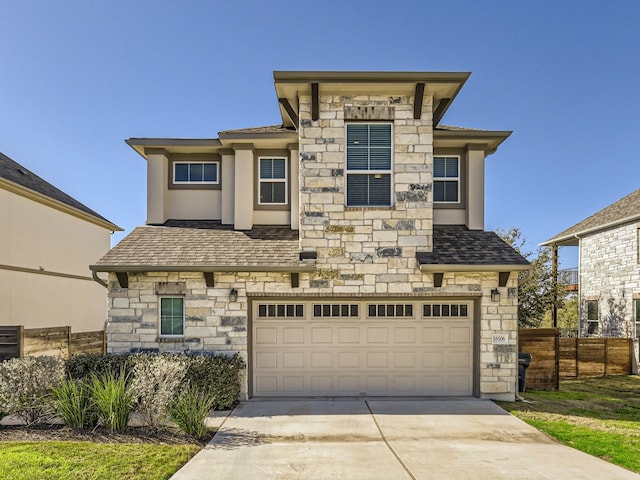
91 269 108 289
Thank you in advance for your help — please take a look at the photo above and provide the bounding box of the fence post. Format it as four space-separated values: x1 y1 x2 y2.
604 338 608 376
555 329 560 390
18 325 24 358
575 337 579 378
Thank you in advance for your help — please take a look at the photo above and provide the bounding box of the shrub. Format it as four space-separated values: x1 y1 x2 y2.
130 354 187 429
89 371 134 432
51 377 97 429
0 356 64 424
66 353 133 381
168 383 214 439
185 353 245 410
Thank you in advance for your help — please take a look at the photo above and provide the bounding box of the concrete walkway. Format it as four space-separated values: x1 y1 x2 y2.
171 399 640 480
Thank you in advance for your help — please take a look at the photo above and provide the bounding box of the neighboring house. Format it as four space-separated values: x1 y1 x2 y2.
92 70 530 401
0 152 121 332
543 189 640 343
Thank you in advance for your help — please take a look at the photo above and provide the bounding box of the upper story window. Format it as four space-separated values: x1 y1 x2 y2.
346 123 392 207
433 156 460 203
174 162 218 184
159 297 184 337
259 158 287 204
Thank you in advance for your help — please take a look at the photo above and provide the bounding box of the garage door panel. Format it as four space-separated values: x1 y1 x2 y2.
449 326 472 344
338 351 360 368
311 351 333 368
311 327 332 343
253 300 473 396
283 327 304 344
338 327 360 343
282 376 305 393
255 327 278 344
367 327 388 343
283 351 304 368
423 327 444 343
394 351 416 368
367 351 388 368
256 351 278 369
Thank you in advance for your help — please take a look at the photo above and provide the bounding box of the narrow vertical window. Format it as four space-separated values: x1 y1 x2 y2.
433 156 460 203
346 123 392 206
259 158 287 204
160 297 184 336
586 300 599 335
634 299 640 338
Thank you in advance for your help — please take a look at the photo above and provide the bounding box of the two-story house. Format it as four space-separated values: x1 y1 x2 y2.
543 189 640 352
1 152 121 332
92 71 529 401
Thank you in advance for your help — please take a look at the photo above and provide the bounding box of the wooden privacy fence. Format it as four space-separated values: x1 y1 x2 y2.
519 328 634 390
0 326 105 360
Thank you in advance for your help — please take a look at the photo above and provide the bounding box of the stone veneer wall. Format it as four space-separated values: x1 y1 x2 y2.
298 94 433 294
579 223 640 337
107 270 519 400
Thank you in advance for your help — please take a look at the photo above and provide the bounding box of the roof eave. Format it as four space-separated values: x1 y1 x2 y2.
418 264 531 273
125 138 222 159
0 177 122 232
90 264 317 273
541 213 640 247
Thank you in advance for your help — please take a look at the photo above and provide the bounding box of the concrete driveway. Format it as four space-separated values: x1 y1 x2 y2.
170 399 639 480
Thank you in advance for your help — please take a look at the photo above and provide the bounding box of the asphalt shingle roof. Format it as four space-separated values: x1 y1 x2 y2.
219 125 297 135
93 221 309 271
416 226 530 267
543 188 640 246
0 152 115 225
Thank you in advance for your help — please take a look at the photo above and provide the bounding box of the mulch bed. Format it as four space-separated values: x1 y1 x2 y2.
0 424 214 446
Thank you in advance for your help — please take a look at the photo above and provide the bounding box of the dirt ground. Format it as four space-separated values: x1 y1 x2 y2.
0 423 213 445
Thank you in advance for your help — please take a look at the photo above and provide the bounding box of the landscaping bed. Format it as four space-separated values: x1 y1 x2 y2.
496 375 640 474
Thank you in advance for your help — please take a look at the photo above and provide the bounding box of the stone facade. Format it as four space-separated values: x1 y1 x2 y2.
106 268 520 400
579 223 640 338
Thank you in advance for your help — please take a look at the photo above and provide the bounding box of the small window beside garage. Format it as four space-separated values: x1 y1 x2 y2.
313 304 359 317
368 304 414 317
423 303 469 318
257 304 304 318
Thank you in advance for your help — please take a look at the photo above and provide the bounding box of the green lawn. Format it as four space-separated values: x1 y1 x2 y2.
496 375 640 473
0 442 200 480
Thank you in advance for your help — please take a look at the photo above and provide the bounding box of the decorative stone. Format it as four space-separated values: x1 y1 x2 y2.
376 247 402 257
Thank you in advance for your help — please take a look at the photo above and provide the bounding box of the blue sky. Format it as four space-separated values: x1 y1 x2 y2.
1 1 638 267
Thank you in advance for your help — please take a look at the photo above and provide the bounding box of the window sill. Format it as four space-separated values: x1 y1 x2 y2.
345 206 394 211
157 336 186 343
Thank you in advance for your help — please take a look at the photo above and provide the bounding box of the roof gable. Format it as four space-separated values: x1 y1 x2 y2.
543 188 640 246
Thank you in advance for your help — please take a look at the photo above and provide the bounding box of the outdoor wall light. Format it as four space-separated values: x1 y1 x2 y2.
229 288 238 302
491 288 501 303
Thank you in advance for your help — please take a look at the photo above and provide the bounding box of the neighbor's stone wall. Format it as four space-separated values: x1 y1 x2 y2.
580 223 640 337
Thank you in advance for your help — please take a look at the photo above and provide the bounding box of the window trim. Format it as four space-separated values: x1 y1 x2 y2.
254 150 291 211
433 155 461 204
168 154 221 190
159 296 185 337
432 149 466 210
345 121 394 208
